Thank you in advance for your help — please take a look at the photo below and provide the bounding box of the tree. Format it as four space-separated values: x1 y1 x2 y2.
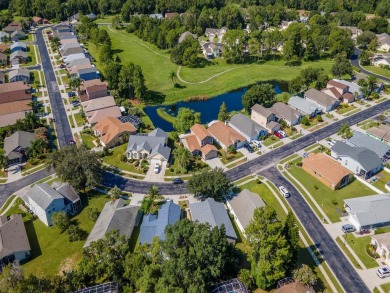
52 211 70 232
46 145 102 193
187 168 231 201
301 116 310 126
289 76 304 94
218 102 229 121
67 225 86 242
0 262 24 292
242 83 276 112
108 185 122 199
338 123 353 139
331 54 352 78
283 212 300 268
169 70 177 85
367 75 378 94
173 108 201 133
27 138 48 158
147 185 160 202
173 146 192 172
246 206 292 289
293 264 317 287
69 77 82 93
357 31 376 48
328 29 354 56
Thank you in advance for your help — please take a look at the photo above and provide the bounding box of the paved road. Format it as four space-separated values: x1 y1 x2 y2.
351 48 390 83
259 167 370 293
35 27 73 148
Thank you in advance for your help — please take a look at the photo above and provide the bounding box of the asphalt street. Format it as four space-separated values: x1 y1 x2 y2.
260 167 370 293
351 48 390 83
35 27 73 148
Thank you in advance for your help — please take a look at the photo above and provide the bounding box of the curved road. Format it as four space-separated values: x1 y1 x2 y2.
36 27 74 148
351 48 390 83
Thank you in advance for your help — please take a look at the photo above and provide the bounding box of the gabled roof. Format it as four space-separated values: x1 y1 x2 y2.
251 104 273 118
190 123 211 141
322 87 341 98
345 194 390 227
93 116 137 145
0 112 27 128
62 46 83 57
84 199 139 248
11 30 25 37
275 281 316 293
149 128 168 139
331 141 382 171
334 79 362 95
52 182 80 203
228 189 265 230
367 124 390 142
208 121 246 147
271 102 301 123
347 131 390 159
8 68 29 80
0 100 31 115
371 232 390 248
87 106 122 125
64 53 85 63
229 113 267 138
25 183 64 210
190 198 237 240
78 67 98 75
288 96 321 115
304 88 337 107
327 79 348 91
10 50 27 59
10 42 26 50
139 201 181 244
82 96 116 113
377 33 390 46
0 214 31 259
178 31 197 43
4 131 36 156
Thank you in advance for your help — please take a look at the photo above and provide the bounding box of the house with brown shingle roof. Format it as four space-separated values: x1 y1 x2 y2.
0 214 31 267
321 79 355 104
87 106 122 126
181 123 218 160
270 102 302 126
79 79 108 101
302 153 353 190
165 12 178 19
93 116 137 148
367 124 390 145
0 81 31 104
251 104 280 133
304 89 339 112
207 121 246 151
3 22 22 34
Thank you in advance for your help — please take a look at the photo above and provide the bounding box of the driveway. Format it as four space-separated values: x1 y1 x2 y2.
206 157 227 170
239 147 259 160
143 161 166 182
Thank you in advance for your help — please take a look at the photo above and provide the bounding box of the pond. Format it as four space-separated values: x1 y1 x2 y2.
144 81 287 132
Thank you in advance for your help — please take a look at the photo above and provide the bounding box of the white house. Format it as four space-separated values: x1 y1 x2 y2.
371 232 390 265
377 33 390 52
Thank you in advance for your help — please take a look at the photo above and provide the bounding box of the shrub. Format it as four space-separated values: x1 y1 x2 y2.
316 115 323 122
87 207 100 221
295 161 302 167
67 225 87 242
134 161 139 167
375 227 385 234
314 185 319 190
332 200 338 206
120 154 127 162
301 116 310 126
169 167 174 172
256 179 262 184
366 244 380 259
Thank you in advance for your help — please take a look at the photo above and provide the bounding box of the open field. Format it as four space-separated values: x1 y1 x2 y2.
96 26 335 104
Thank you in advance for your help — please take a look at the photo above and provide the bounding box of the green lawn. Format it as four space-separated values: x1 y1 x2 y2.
335 237 362 269
219 149 244 165
287 159 376 222
363 65 390 78
357 119 380 130
0 195 16 214
262 135 280 147
164 155 209 176
342 234 379 269
26 45 37 66
381 283 390 292
74 113 86 127
336 104 356 115
102 144 145 174
22 190 110 276
80 133 97 149
226 157 247 169
372 170 390 192
96 26 334 104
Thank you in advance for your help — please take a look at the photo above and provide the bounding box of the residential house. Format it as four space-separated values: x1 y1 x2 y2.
0 214 31 267
0 53 7 66
371 232 390 265
84 199 139 248
271 102 302 126
302 153 353 190
69 64 94 78
344 194 390 231
149 14 163 19
3 131 36 166
321 79 354 103
93 116 137 148
70 13 80 22
11 30 26 42
367 124 390 145
373 55 390 67
333 79 364 99
60 38 79 46
0 44 9 53
86 13 97 20
228 113 268 141
126 128 171 163
79 79 108 101
304 89 339 112
202 42 223 59
377 33 390 52
0 31 9 42
66 57 91 68
59 34 77 41
279 20 297 30
251 104 280 133
0 82 31 104
288 96 322 117
0 111 29 128
347 131 390 161
189 198 237 243
10 50 27 65
23 182 81 226
77 67 99 81
10 42 27 53
226 189 266 234
181 123 218 160
139 201 181 244
60 43 81 53
32 16 43 25
86 106 122 125
208 120 246 151
274 280 316 293
338 26 362 40
64 53 85 64
61 46 83 57
165 13 178 19
9 68 30 83
3 22 22 34
178 31 197 43
82 95 116 114
205 27 228 41
331 141 383 179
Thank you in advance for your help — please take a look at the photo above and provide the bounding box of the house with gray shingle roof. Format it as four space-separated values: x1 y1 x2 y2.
126 128 171 163
226 189 265 234
190 198 237 243
11 30 26 42
228 113 268 141
3 131 36 166
331 141 383 179
270 102 302 126
10 42 27 53
344 194 390 231
23 182 81 226
288 96 322 117
84 198 139 248
0 214 30 267
139 200 181 244
347 131 390 161
304 88 339 113
9 68 30 83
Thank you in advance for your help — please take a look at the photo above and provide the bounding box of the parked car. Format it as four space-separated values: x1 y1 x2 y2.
327 140 336 147
278 130 287 138
72 101 80 107
68 138 75 145
278 186 290 198
172 178 183 184
377 266 390 279
341 224 356 233
60 63 66 68
154 163 160 174
244 143 254 153
303 152 309 158
252 140 262 148
274 131 283 139
68 91 76 97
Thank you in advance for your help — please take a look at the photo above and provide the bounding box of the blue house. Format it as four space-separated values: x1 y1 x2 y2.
77 67 99 81
139 201 181 244
10 42 27 53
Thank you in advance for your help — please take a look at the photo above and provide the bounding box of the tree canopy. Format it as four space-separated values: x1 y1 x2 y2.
242 83 276 112
173 107 201 133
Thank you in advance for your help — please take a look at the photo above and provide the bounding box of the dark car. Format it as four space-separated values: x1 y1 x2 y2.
245 143 254 153
68 91 76 97
172 178 183 184
72 101 80 107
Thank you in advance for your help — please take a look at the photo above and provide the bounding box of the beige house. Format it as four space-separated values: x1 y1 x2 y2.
207 121 246 151
371 232 390 265
181 123 218 160
251 104 280 133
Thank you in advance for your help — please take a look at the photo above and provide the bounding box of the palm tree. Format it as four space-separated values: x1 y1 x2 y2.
70 77 82 94
169 70 177 86
337 123 353 139
173 147 193 172
148 185 160 201
367 75 378 94
27 139 47 158
109 185 122 199
0 149 8 170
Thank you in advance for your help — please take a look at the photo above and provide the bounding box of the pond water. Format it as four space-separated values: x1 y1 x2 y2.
144 82 287 132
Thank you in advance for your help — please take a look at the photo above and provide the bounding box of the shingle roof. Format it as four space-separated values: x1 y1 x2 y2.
64 53 85 63
52 182 80 203
275 281 316 293
347 131 390 159
229 113 267 138
25 183 64 210
288 96 321 115
334 79 362 95
87 106 122 125
208 121 246 148
4 131 36 157
228 189 265 230
8 68 29 80
0 100 31 115
139 201 181 244
331 141 382 171
0 112 27 128
190 123 210 141
371 232 390 248
0 214 31 259
178 31 196 43
93 116 136 145
327 79 348 91
251 104 273 118
84 199 139 247
62 46 83 57
78 67 98 75
82 96 116 113
270 102 301 123
10 50 27 59
190 198 237 241
10 42 26 50
304 88 338 107
367 124 390 142
345 194 390 227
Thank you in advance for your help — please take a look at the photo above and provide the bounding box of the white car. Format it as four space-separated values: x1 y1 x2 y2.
377 266 390 278
278 130 287 138
279 186 290 198
253 140 262 148
154 163 160 174
327 140 336 147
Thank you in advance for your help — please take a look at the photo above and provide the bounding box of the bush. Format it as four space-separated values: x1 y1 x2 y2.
314 185 319 190
169 167 174 172
120 154 127 162
295 161 302 167
316 115 323 122
87 207 100 221
67 225 87 242
301 116 310 126
332 200 338 206
256 179 262 184
366 244 380 259
134 160 139 167
375 227 385 234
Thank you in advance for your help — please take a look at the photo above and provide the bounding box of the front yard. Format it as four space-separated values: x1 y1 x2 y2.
287 159 375 222
165 155 209 176
80 133 97 149
102 144 146 174
357 119 380 130
219 149 244 165
336 104 356 115
262 135 280 147
372 170 390 192
342 234 379 269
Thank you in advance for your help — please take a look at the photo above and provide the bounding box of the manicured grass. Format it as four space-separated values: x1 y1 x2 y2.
357 119 380 130
219 149 244 165
26 45 37 66
287 159 375 222
363 65 390 78
372 170 390 192
102 144 145 174
381 283 390 292
262 135 280 147
80 133 97 149
98 26 334 104
164 155 209 176
226 157 247 169
301 117 323 129
0 195 16 214
335 237 362 269
336 104 356 115
342 234 379 269
6 198 34 221
279 154 299 165
156 108 177 124
269 141 284 149
233 175 254 185
290 133 302 140
94 15 118 24
22 190 110 276
344 108 361 116
305 143 320 152
74 113 85 127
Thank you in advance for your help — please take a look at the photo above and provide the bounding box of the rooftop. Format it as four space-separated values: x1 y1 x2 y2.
304 88 337 107
288 96 321 115
0 214 31 259
93 116 137 145
347 131 390 159
229 113 267 138
208 121 245 148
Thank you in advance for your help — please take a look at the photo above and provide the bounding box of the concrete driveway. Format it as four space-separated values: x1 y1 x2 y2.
144 161 166 182
206 157 226 170
239 147 259 160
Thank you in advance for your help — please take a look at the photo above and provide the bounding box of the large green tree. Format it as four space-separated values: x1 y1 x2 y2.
242 83 276 112
173 107 201 133
172 146 193 172
331 54 352 78
246 206 292 289
218 102 229 121
283 211 300 268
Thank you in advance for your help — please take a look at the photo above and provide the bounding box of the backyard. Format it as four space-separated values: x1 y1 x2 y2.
372 170 390 192
287 159 376 222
